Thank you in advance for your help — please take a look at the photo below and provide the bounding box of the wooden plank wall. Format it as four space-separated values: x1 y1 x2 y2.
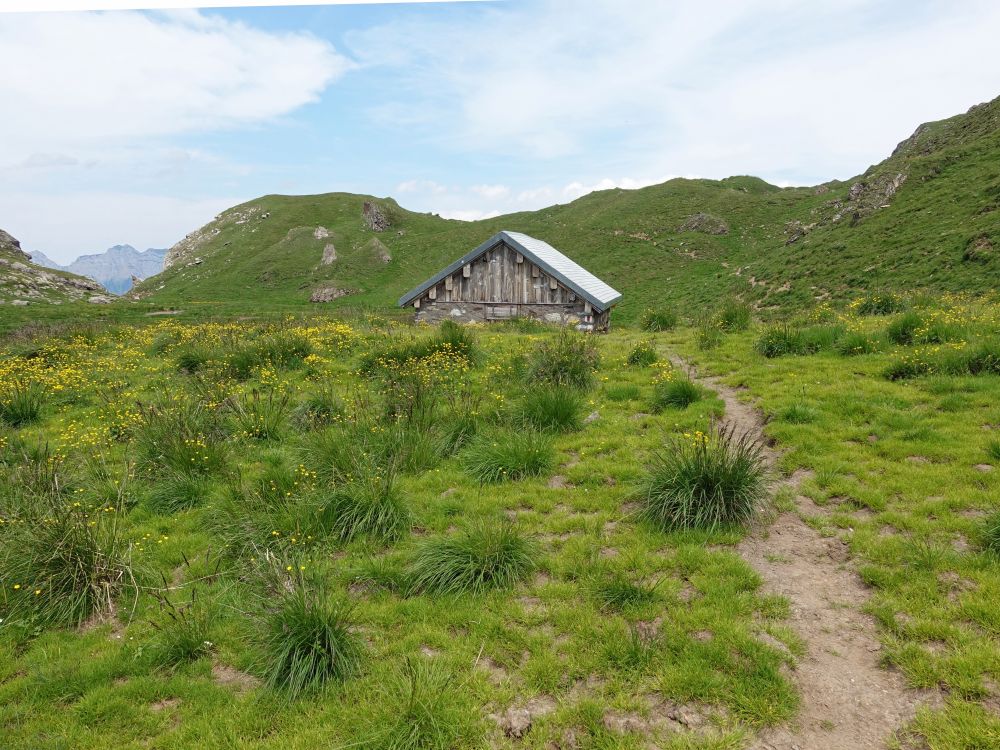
427 241 579 305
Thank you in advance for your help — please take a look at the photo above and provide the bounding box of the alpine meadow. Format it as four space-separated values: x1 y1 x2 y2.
2 5 1000 750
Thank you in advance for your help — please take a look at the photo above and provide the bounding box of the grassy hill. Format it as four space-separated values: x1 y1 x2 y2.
120 95 1000 321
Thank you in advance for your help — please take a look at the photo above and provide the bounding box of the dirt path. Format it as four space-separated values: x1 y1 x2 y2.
678 360 936 750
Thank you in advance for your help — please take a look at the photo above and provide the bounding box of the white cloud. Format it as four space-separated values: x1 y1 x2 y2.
438 208 501 222
349 0 1000 182
0 11 350 165
470 184 510 200
561 177 672 201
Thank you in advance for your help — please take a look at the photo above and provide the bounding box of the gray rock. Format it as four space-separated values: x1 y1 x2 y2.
362 201 391 232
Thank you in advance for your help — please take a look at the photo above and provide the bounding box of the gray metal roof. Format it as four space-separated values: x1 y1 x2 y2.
397 230 622 312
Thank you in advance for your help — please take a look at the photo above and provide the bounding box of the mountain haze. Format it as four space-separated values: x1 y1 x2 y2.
30 245 167 294
125 95 1000 319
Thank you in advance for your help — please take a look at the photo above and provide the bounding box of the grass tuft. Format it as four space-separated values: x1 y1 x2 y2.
460 429 554 483
0 380 45 427
149 589 216 668
527 331 599 389
983 512 1000 556
368 659 478 750
261 581 363 697
640 308 678 332
716 300 753 332
515 386 584 432
408 522 537 595
590 569 660 612
626 340 659 366
652 377 703 411
637 423 767 531
319 464 410 543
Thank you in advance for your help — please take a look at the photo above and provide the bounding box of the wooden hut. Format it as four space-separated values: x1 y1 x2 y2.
397 231 621 331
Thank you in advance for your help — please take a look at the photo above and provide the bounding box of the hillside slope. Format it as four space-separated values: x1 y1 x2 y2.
0 229 110 305
134 96 1000 320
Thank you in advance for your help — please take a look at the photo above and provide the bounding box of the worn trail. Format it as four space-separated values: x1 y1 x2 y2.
678 359 937 750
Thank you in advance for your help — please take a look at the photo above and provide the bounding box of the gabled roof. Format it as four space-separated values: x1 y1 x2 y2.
397 230 622 312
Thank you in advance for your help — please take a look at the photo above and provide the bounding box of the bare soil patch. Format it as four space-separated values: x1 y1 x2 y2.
682 361 940 750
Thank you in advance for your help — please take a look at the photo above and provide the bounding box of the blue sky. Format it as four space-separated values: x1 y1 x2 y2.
2 0 1000 262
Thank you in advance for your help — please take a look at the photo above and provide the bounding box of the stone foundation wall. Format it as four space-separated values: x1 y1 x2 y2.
413 301 608 331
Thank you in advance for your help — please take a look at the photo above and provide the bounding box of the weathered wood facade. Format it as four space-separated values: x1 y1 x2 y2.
398 231 621 331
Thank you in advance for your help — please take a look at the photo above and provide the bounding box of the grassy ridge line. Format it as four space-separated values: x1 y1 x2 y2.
124 96 1000 319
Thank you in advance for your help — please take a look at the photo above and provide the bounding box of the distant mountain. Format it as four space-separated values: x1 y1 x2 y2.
1 228 109 305
30 245 167 294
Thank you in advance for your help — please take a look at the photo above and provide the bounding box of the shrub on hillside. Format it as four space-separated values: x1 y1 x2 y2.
640 308 678 332
408 522 537 595
636 423 767 531
855 292 905 316
716 300 753 332
886 312 924 345
527 331 600 389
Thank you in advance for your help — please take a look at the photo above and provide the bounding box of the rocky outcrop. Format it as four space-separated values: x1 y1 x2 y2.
362 201 390 232
0 228 30 261
0 228 109 305
678 212 729 235
321 243 337 265
309 286 353 303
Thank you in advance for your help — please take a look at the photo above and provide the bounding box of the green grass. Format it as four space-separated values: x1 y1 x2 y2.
260 581 363 697
640 308 678 331
636 423 768 532
672 294 1000 743
4 303 997 748
514 386 585 432
460 429 554 483
408 522 538 595
626 339 659 366
0 380 45 427
652 376 704 410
